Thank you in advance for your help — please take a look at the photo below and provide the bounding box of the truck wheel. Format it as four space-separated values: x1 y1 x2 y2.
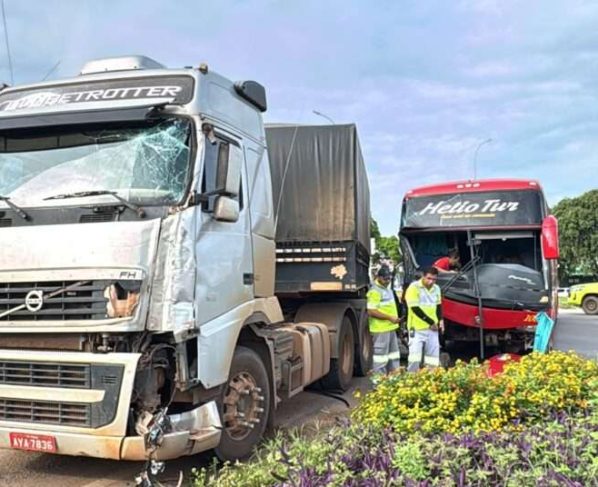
582 296 598 315
354 325 373 377
320 316 355 391
215 346 271 462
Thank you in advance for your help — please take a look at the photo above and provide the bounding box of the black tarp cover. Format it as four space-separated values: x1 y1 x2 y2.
265 124 370 250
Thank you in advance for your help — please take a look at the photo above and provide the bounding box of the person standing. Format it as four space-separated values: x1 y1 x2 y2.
405 266 443 372
367 266 401 374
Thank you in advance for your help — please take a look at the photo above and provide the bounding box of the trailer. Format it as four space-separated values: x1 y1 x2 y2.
266 124 373 387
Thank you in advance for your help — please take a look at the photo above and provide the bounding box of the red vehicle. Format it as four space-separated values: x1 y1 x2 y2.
399 179 559 357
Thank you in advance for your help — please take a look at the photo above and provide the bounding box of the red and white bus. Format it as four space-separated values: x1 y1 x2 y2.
399 179 559 356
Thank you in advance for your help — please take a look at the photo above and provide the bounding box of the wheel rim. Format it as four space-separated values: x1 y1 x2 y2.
586 299 597 312
222 371 266 441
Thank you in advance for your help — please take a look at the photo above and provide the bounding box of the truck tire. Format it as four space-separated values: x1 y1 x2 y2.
582 295 598 315
215 346 271 462
354 326 373 377
320 316 355 391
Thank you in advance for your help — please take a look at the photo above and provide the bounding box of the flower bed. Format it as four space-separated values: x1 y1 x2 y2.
194 352 598 486
353 351 597 435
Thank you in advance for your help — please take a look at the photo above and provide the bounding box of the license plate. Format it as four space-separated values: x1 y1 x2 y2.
9 432 57 453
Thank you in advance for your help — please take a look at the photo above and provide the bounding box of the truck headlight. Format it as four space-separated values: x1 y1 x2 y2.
104 281 141 318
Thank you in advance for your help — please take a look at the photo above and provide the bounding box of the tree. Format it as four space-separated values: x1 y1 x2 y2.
377 236 401 263
370 218 381 240
370 218 401 263
552 189 598 280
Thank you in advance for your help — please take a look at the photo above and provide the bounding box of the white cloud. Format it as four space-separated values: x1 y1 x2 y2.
457 0 505 16
465 61 518 78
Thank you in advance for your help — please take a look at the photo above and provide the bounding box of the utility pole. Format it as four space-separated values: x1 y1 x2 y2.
312 110 335 124
1 0 14 85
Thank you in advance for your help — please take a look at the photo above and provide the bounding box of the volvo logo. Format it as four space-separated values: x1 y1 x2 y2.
24 290 44 312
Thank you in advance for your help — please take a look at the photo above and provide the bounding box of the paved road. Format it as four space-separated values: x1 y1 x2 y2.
0 311 594 487
552 308 598 358
0 377 369 487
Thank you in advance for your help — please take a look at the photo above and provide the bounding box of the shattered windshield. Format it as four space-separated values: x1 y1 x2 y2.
0 118 192 206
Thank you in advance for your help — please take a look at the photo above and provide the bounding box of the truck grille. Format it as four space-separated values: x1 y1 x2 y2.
0 280 109 321
0 399 90 426
0 361 90 388
0 361 123 429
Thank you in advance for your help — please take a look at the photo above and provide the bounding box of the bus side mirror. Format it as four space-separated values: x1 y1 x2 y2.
541 215 559 260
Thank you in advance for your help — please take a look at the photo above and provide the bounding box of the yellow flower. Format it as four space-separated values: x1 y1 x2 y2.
352 351 596 436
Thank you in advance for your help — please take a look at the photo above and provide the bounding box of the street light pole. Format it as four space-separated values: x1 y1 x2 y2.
473 138 492 180
312 110 335 124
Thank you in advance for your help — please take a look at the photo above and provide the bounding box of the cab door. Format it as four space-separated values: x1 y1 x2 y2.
194 128 253 326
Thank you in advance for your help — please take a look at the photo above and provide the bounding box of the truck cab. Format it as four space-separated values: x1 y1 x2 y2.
0 56 371 462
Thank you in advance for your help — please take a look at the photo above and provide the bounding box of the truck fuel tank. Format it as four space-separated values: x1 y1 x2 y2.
279 323 331 387
260 322 332 399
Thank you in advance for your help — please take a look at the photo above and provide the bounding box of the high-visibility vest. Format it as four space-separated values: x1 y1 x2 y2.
367 281 399 334
405 279 441 330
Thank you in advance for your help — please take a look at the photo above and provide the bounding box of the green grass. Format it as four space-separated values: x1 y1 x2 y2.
558 297 577 310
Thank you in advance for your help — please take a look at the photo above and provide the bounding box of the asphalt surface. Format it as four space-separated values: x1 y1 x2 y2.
0 376 369 487
0 310 594 486
552 308 598 358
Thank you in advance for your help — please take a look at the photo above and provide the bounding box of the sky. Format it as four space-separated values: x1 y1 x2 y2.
1 0 597 235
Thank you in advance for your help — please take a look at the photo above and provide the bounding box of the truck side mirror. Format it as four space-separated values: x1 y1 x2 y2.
214 195 240 222
541 215 559 260
215 143 242 197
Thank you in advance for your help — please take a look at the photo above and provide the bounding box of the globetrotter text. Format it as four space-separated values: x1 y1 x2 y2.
0 85 183 111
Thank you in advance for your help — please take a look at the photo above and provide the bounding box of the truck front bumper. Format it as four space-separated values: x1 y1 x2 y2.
0 401 222 460
0 349 222 460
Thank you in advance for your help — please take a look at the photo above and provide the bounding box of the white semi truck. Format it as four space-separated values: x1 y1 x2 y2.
0 56 372 462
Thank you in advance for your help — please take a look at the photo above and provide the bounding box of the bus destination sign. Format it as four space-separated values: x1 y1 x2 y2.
403 190 543 228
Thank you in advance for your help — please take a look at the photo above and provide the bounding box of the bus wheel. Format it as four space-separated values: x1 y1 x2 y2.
321 316 355 391
215 346 271 462
582 296 598 315
439 352 451 368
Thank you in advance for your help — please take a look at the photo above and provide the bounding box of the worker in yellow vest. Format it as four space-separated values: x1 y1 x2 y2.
405 266 444 372
367 266 401 374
